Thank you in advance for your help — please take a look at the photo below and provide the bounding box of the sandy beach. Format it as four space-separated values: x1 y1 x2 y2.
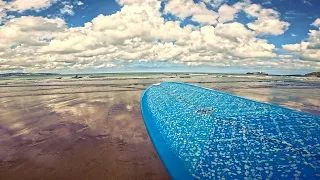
0 73 319 179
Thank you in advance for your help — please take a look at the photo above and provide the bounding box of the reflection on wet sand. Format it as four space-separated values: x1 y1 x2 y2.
0 74 319 179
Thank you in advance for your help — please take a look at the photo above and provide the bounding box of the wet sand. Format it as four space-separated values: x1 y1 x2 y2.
0 74 319 179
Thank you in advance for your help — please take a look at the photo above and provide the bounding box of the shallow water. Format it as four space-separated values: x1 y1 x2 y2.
0 73 319 179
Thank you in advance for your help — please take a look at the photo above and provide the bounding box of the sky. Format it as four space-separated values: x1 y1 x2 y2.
0 0 319 74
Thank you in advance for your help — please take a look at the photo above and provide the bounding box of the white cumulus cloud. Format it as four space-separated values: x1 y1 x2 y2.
283 20 320 62
0 0 319 72
60 5 74 15
218 4 239 23
311 18 320 27
245 4 290 35
7 0 58 12
76 1 84 6
0 0 59 23
164 0 218 25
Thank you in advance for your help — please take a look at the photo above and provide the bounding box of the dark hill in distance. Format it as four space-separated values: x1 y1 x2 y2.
305 72 320 77
246 71 268 75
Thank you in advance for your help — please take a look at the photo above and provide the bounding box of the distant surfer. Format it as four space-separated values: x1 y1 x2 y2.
72 75 82 79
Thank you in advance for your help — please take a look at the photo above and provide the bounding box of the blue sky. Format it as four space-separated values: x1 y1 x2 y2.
0 0 319 74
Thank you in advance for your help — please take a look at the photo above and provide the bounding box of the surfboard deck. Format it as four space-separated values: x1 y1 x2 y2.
140 82 320 180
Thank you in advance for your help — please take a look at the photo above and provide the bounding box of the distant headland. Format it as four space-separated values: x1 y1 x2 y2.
246 71 320 77
246 71 268 75
305 72 320 77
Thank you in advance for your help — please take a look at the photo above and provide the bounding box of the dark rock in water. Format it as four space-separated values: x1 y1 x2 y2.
246 71 268 75
305 72 320 77
180 76 191 78
72 75 82 79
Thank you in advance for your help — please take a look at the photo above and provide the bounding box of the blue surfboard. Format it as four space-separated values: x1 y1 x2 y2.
140 82 320 179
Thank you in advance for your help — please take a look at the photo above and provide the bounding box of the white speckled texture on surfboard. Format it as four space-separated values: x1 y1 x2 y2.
141 82 320 180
